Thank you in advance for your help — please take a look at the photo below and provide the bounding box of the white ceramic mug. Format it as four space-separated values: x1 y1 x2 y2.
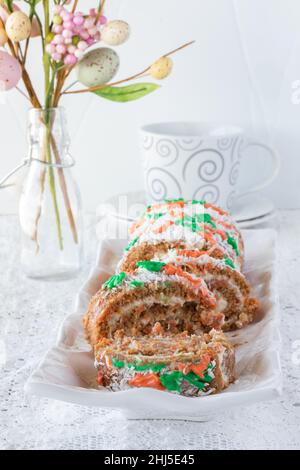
140 122 280 210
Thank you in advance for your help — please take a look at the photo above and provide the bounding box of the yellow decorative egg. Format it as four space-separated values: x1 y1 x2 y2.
0 26 8 46
101 20 130 46
150 57 173 80
76 47 120 87
5 11 31 42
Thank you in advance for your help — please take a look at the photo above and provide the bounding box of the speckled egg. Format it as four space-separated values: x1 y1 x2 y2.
0 3 19 24
0 50 22 90
101 20 130 46
76 48 120 87
5 11 31 42
150 56 173 80
0 27 8 46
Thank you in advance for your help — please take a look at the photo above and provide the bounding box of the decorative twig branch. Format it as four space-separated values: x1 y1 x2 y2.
63 40 195 96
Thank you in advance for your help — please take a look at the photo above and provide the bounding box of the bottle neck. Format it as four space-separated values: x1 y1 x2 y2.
27 107 73 166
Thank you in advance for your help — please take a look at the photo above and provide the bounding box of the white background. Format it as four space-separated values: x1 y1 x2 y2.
1 0 300 213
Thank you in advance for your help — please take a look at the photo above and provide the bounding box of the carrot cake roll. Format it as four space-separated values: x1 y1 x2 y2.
94 330 235 396
119 199 244 273
83 264 217 347
124 250 257 331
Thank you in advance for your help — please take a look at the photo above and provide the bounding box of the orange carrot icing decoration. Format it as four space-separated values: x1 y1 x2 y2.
128 373 166 390
204 226 227 241
163 263 201 286
204 203 229 216
129 219 145 234
169 209 184 218
190 354 211 378
212 218 234 230
166 200 185 209
162 264 216 307
176 249 208 258
153 220 174 234
203 232 217 245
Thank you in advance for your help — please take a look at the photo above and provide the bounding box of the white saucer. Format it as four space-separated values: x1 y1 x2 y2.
231 194 275 223
100 191 275 225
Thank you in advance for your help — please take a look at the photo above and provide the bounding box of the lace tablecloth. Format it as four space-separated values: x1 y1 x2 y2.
0 212 300 450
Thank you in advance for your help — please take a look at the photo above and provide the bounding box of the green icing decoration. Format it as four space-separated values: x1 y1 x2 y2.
136 260 166 272
124 237 139 252
183 371 207 390
103 272 126 289
226 233 239 256
175 215 198 232
164 198 185 203
200 372 214 383
224 257 236 269
160 363 215 392
160 371 183 393
195 213 217 228
192 199 206 205
113 358 166 372
127 362 166 373
146 212 165 220
130 281 145 288
175 213 216 232
112 358 125 368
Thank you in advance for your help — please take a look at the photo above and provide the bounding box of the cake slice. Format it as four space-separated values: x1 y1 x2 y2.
83 264 218 347
94 329 235 397
123 249 258 331
119 199 244 273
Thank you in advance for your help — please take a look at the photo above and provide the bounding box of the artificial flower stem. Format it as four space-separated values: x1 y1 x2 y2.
43 0 50 96
45 121 64 250
63 40 195 96
43 71 64 250
50 134 79 244
72 0 79 14
22 2 36 66
96 0 106 23
15 86 31 102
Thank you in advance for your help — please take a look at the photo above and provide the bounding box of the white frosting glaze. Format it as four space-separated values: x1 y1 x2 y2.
127 200 242 266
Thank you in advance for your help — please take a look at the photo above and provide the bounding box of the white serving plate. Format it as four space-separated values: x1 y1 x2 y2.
25 229 282 420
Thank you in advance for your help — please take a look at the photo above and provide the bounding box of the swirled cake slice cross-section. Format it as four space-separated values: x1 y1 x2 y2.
94 330 235 397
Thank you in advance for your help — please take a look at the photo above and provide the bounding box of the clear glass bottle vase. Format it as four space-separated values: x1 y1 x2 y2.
19 107 83 280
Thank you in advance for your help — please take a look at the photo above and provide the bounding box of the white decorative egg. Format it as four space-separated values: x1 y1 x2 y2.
101 20 130 46
76 48 120 87
0 3 19 24
5 11 31 42
0 50 22 90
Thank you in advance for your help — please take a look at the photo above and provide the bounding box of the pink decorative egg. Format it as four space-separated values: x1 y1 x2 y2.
0 51 22 91
30 17 41 38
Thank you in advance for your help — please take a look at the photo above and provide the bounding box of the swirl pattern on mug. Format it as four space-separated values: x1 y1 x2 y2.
193 184 220 204
146 167 182 202
217 137 234 151
231 136 240 162
176 138 203 151
183 149 225 183
227 191 237 210
155 138 179 167
142 135 154 150
229 162 240 186
237 138 245 160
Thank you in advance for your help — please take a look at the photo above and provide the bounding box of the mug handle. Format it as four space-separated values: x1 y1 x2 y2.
238 140 280 197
